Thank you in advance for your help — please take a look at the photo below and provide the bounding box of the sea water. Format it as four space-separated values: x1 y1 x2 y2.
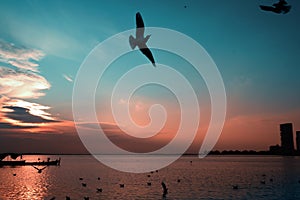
0 155 300 200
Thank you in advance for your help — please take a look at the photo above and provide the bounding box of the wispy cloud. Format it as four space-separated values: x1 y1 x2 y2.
0 39 60 132
4 106 57 123
0 40 44 72
0 67 50 99
62 74 73 82
0 122 38 129
0 98 59 128
0 40 50 99
3 98 57 121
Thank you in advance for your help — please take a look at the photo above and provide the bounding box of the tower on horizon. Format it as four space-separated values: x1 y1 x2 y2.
296 131 300 153
280 123 295 155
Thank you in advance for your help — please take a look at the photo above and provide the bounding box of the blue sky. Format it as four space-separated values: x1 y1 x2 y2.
0 0 300 153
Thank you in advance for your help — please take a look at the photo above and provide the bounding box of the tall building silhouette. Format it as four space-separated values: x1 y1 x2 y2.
296 131 300 153
280 123 295 155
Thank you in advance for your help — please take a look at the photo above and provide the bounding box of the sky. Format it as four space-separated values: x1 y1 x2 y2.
0 0 300 154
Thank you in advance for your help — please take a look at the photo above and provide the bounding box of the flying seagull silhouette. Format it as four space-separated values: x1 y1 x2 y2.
32 165 47 173
129 12 156 67
260 0 291 14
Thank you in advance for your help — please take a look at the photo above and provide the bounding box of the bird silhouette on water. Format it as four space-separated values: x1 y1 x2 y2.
232 185 239 190
129 12 156 67
260 180 266 184
260 0 291 14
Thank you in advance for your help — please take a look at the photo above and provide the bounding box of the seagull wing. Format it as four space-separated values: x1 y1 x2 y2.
140 45 156 67
282 5 291 13
32 166 39 170
136 12 145 38
260 5 277 12
40 166 47 170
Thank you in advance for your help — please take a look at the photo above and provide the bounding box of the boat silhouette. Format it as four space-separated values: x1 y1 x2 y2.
0 153 61 166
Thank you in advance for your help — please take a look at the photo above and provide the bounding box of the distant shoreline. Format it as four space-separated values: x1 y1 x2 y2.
2 151 299 156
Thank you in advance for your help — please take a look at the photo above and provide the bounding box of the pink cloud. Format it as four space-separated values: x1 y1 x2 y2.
0 67 50 99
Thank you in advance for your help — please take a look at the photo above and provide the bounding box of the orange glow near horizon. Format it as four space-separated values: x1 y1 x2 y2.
2 96 300 152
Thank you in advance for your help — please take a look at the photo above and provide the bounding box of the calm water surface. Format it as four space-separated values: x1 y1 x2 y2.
0 155 300 200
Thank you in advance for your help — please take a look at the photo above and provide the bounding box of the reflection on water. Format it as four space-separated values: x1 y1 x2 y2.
0 155 300 200
0 155 49 200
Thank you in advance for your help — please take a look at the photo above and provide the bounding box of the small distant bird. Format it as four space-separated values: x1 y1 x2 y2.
129 12 156 67
32 166 47 173
84 197 89 200
177 179 181 183
97 188 103 193
97 177 101 180
65 196 71 200
13 173 16 176
161 181 168 196
156 170 159 173
184 5 187 8
260 180 266 184
119 184 125 188
150 171 154 174
260 0 291 14
147 174 151 177
147 182 152 186
270 178 273 182
79 177 83 180
82 183 87 187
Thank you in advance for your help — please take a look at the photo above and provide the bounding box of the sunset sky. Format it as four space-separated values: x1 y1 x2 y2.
0 0 300 154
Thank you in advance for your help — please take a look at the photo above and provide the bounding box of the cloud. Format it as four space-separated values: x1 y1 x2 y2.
0 122 38 129
63 74 73 82
0 67 50 99
0 40 49 99
0 39 63 134
76 121 122 134
134 101 145 112
0 98 59 128
0 40 44 72
3 106 58 124
3 99 54 120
